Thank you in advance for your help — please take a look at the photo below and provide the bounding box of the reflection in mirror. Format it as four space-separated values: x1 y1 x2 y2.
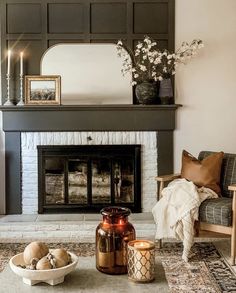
41 44 132 105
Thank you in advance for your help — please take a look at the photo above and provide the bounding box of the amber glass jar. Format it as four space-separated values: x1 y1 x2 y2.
96 206 136 274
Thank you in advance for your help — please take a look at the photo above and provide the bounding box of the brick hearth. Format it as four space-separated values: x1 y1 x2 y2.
0 213 155 242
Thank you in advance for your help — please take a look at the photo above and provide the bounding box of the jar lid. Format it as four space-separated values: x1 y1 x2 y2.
101 206 131 217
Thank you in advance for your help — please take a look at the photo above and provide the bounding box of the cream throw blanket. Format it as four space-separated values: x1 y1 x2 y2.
152 178 218 262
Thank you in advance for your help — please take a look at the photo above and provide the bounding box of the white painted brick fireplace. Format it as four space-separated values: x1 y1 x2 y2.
21 131 158 214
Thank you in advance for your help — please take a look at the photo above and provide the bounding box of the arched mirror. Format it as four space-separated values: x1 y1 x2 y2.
41 44 132 105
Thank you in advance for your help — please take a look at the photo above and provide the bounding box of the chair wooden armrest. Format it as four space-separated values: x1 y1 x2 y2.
228 185 236 210
156 174 181 182
156 174 181 199
229 184 236 191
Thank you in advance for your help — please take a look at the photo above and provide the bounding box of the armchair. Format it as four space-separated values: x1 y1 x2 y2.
156 151 236 265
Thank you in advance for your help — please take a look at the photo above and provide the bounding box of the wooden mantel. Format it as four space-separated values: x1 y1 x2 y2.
0 104 181 132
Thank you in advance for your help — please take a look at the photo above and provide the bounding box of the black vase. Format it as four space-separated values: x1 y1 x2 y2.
135 81 158 105
159 78 173 105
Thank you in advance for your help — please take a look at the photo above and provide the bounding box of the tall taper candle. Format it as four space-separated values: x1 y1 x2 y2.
20 52 23 75
7 50 11 75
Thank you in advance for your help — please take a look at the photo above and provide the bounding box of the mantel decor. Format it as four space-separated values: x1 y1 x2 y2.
159 78 174 105
117 37 204 105
4 50 14 106
17 73 25 106
25 75 61 105
17 52 25 106
4 73 13 106
135 81 158 105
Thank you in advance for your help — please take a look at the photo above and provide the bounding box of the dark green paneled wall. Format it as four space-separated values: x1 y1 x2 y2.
0 0 175 103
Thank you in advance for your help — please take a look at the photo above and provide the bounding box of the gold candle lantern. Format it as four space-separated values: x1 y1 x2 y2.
127 240 155 283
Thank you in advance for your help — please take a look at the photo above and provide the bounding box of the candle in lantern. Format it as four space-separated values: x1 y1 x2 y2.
127 240 155 282
134 241 151 249
20 51 24 76
7 50 11 76
134 241 152 280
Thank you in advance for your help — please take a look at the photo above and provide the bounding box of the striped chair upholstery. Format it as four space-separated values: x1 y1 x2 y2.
198 151 236 226
199 198 232 226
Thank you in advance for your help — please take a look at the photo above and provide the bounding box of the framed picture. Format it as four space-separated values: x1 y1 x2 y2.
25 75 61 105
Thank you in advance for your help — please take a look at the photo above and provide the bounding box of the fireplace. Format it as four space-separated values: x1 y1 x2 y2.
38 145 141 213
0 105 178 214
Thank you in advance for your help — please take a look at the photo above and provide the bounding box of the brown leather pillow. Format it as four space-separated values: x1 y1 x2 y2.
181 150 224 195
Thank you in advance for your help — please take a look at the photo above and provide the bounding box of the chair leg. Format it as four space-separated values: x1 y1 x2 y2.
194 221 200 237
231 192 236 265
156 239 162 249
231 230 236 265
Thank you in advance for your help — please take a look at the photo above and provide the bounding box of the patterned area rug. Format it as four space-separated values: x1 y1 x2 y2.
158 242 236 293
0 242 235 292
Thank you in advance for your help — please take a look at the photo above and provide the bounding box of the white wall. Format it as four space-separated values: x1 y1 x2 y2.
174 0 236 170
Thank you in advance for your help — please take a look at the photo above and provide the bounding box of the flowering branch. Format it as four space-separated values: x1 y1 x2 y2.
117 36 204 85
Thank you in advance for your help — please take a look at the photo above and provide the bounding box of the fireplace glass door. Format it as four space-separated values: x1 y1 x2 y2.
91 158 111 204
38 145 141 213
68 159 88 204
45 158 65 204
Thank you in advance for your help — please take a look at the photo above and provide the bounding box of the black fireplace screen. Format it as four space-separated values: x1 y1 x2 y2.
38 145 141 213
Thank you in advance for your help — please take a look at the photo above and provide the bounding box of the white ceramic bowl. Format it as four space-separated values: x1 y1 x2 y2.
9 251 78 286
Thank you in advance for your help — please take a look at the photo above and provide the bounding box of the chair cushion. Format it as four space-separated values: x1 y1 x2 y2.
181 150 224 195
199 198 232 226
198 151 236 198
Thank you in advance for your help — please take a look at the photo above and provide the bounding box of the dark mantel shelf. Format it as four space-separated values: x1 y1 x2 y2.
0 104 181 111
0 104 181 132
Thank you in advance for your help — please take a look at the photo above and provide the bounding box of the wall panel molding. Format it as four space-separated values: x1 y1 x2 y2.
7 3 42 34
0 0 175 103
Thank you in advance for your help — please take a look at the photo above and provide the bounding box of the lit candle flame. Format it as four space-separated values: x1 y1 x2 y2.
134 241 151 249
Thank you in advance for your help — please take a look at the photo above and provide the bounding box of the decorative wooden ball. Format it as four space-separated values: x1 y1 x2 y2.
23 242 49 265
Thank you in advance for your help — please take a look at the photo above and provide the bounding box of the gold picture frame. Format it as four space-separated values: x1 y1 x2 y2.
25 75 61 105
